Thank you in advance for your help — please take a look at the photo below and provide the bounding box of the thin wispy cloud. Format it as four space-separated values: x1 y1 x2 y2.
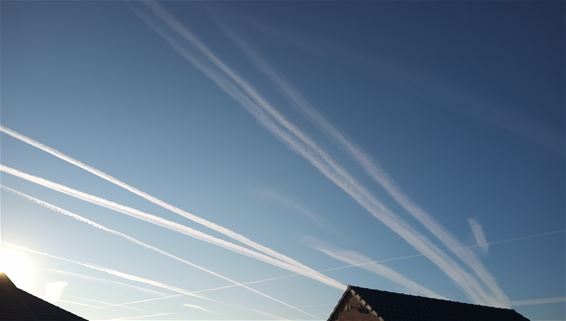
44 281 68 304
241 16 563 154
511 297 566 307
217 24 509 306
1 185 319 319
134 1 499 306
258 190 339 236
0 165 343 291
468 218 489 254
312 242 443 299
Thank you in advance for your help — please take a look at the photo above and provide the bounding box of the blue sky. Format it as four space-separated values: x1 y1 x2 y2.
0 1 564 321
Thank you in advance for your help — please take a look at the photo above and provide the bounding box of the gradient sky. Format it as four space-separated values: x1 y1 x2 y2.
1 1 564 321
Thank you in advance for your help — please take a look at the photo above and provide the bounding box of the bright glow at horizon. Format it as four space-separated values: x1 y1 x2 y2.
0 246 34 291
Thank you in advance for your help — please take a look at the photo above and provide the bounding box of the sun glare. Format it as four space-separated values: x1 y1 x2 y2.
0 246 34 291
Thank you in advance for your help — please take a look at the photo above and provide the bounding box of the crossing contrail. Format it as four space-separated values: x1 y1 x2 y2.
0 126 337 288
48 268 168 297
1 185 320 318
0 164 344 291
94 228 563 310
217 24 509 306
193 229 564 296
313 243 444 299
83 294 184 312
62 292 145 312
134 1 499 306
4 242 206 300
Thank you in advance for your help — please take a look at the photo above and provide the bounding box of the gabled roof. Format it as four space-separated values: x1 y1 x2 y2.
0 272 88 321
328 285 530 321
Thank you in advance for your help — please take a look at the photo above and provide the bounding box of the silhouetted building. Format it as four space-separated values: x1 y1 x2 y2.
0 272 87 321
328 285 529 321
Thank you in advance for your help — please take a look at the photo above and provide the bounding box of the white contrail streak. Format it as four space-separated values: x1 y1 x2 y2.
314 243 444 299
110 312 176 320
88 294 183 312
63 294 145 312
58 299 99 309
48 268 167 297
468 218 489 254
1 185 320 318
0 127 335 288
183 303 220 315
4 242 205 300
136 1 497 306
199 229 565 295
511 297 566 307
81 229 563 309
218 24 510 306
0 165 343 291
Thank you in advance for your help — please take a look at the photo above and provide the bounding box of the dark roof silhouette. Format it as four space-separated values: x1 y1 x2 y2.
328 285 530 321
0 272 88 321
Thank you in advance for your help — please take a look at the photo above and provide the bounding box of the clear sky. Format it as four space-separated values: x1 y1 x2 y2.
0 1 564 321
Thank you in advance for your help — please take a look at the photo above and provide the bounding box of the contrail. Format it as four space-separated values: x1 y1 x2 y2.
83 294 183 312
511 297 566 307
137 1 497 306
313 243 445 299
0 127 334 286
88 288 302 320
63 294 145 312
58 299 99 309
4 243 205 300
1 185 321 319
0 165 344 291
199 228 565 294
86 229 563 308
48 268 168 297
183 303 220 315
109 312 176 320
217 24 509 306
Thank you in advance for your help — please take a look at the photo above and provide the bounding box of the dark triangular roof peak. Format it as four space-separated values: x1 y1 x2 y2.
0 272 17 288
0 272 88 321
327 285 530 321
0 272 39 320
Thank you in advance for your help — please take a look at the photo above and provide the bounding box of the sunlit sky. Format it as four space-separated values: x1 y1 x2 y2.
0 1 564 321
